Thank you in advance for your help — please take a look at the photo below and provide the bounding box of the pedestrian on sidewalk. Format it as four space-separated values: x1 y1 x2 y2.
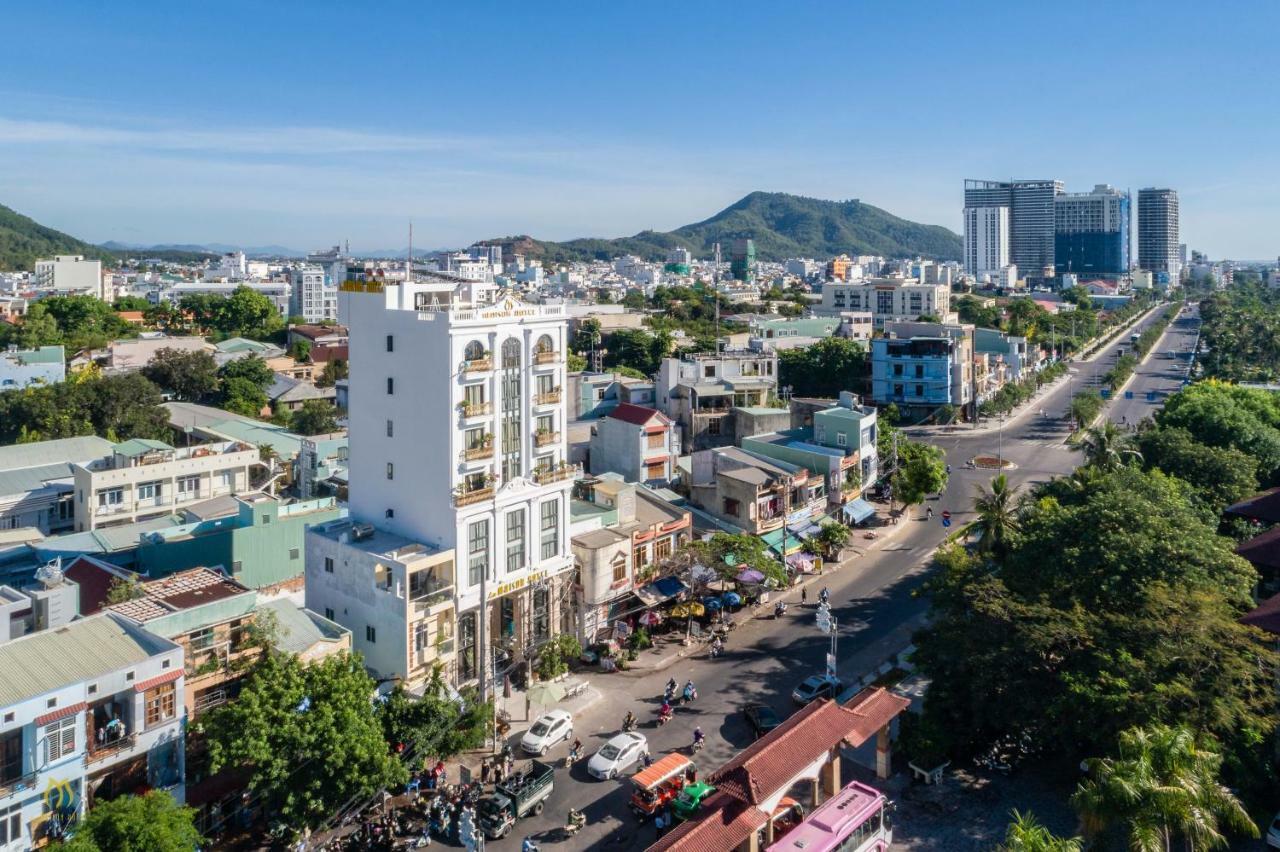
801 586 807 606
926 506 933 520
480 758 491 785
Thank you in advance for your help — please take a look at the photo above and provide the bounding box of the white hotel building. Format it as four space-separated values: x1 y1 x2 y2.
334 276 575 694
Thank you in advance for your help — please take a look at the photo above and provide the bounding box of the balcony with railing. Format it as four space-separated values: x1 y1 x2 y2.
86 731 138 765
458 400 493 418
533 430 560 447
94 500 132 517
463 356 493 374
533 349 561 366
532 461 579 485
534 388 562 406
0 769 36 800
461 440 494 461
454 478 495 506
410 572 454 612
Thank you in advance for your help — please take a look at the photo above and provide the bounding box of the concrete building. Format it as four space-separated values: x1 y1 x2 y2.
818 279 953 328
588 403 678 486
973 327 1039 382
655 351 778 452
136 493 340 590
784 258 820 279
339 278 575 696
567 371 657 420
306 518 458 691
964 179 1064 282
306 246 350 295
687 447 828 557
0 436 115 535
161 281 292 318
72 439 259 532
741 392 878 522
963 205 1010 277
871 321 975 417
105 335 213 373
1138 188 1181 280
1054 184 1130 281
0 613 185 848
0 346 64 391
289 264 336 323
730 238 756 283
32 255 103 296
570 476 691 643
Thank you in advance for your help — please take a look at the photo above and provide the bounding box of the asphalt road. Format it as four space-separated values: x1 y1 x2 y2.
485 303 1190 851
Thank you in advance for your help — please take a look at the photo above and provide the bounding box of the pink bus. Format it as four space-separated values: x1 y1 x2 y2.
766 780 892 852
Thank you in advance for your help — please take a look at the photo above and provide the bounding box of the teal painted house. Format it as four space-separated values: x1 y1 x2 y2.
137 494 340 589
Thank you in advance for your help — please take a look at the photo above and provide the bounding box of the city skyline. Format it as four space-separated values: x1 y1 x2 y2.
1 1 1276 258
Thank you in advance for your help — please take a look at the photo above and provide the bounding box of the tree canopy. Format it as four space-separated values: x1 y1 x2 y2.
891 439 947 509
0 371 169 443
204 651 405 829
291 399 340 435
378 676 492 765
777 337 868 398
141 348 220 402
0 295 137 352
62 790 202 852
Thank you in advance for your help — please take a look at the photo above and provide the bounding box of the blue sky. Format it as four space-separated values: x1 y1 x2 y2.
1 1 1276 257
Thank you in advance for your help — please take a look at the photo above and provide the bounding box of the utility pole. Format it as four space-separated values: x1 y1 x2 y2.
713 243 722 352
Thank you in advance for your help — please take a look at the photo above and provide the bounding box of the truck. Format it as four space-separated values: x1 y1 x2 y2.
477 760 555 839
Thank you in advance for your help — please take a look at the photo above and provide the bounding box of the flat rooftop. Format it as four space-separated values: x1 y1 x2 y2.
311 518 445 561
105 567 251 622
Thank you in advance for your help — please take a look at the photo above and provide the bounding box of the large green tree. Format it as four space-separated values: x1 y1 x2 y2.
1072 725 1257 852
913 466 1276 791
214 285 284 339
1076 421 1141 471
971 473 1019 559
219 354 274 390
204 651 405 829
141 347 220 402
0 372 168 443
891 439 947 513
379 677 492 764
62 790 202 852
1137 424 1259 513
777 336 868 398
1156 380 1280 484
290 399 340 435
998 810 1081 852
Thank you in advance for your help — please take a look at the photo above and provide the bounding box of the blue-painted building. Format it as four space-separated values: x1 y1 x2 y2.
870 321 974 416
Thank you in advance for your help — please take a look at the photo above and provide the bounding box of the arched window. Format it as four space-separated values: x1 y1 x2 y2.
534 334 554 355
501 338 521 369
463 340 485 362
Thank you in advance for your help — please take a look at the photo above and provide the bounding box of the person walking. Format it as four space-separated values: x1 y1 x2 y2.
801 586 807 606
926 506 933 520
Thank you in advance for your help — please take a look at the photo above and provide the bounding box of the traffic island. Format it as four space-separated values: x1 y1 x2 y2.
969 455 1016 470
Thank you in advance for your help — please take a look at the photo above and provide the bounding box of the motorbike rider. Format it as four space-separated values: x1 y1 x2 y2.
567 807 586 831
683 680 696 702
711 636 723 657
819 587 830 605
692 726 706 749
623 710 637 731
665 677 677 700
774 600 787 618
569 738 582 762
659 700 673 721
522 837 540 852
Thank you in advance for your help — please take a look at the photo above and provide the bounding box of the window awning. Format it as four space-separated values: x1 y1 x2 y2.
761 528 807 557
843 498 876 525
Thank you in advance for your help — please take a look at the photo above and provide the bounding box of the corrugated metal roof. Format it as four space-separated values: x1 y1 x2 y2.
0 435 113 472
112 438 172 457
259 599 350 656
0 462 77 498
0 613 176 706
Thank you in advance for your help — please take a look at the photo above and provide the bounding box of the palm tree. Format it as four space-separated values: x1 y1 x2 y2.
1071 725 1257 852
1078 421 1142 471
1000 810 1082 852
972 473 1019 559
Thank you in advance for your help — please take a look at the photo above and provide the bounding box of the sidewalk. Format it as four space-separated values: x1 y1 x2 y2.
907 302 1164 440
615 503 917 676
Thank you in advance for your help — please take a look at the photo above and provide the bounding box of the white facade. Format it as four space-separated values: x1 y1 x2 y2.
32 256 102 297
999 264 1019 290
162 281 291 317
72 440 257 532
289 264 335 323
963 206 1010 277
819 279 953 328
340 280 575 693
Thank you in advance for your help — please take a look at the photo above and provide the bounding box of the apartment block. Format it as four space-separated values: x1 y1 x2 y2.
818 278 953 328
289 264 337 324
588 403 678 486
871 321 975 416
32 255 102 297
0 436 114 535
1137 188 1180 279
655 351 778 452
72 439 258 532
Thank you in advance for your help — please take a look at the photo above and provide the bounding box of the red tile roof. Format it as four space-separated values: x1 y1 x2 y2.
1241 592 1280 636
1225 487 1280 524
308 345 349 364
133 668 182 693
35 701 86 726
843 686 912 747
645 791 766 852
608 402 670 427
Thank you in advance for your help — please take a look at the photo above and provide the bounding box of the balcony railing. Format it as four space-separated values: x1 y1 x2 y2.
463 357 492 374
533 350 560 365
194 688 229 714
534 389 562 405
412 587 454 611
458 401 493 417
533 430 560 447
86 732 138 765
0 770 37 800
462 444 494 461
454 485 494 506
94 501 131 517
532 462 578 485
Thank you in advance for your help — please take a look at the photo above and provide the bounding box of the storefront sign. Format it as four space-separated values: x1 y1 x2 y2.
488 570 549 600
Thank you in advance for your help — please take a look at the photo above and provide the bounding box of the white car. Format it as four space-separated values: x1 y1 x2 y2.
520 709 574 756
587 731 648 780
1266 811 1280 849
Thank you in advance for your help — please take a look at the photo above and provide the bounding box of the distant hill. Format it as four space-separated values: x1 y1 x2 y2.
101 240 304 259
0 204 115 271
483 191 962 265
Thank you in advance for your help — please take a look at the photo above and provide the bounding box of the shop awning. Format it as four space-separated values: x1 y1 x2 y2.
843 498 876 525
761 528 807 557
786 512 828 539
634 576 688 607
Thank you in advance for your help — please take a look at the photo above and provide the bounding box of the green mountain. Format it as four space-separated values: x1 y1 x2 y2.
485 191 962 265
0 204 114 271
